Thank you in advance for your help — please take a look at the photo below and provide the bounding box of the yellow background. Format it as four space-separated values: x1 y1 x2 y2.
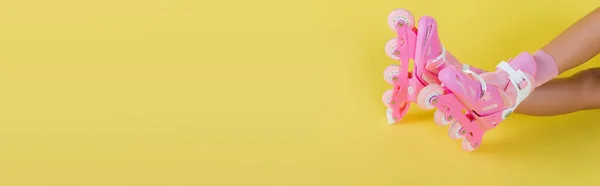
1 0 599 185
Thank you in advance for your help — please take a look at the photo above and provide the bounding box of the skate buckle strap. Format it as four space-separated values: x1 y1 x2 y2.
496 61 532 119
430 46 447 68
461 64 487 95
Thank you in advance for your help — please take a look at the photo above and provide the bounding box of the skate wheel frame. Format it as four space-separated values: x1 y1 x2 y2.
382 8 418 124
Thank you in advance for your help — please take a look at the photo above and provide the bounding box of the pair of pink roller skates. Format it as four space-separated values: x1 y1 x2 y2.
383 9 536 151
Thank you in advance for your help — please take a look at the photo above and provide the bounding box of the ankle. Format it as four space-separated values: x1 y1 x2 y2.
532 50 559 87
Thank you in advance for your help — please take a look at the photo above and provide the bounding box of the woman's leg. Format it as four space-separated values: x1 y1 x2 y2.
541 6 600 75
479 7 600 115
516 68 600 116
510 7 600 116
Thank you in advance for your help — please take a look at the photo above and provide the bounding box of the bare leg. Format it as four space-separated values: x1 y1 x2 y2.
542 6 600 74
516 68 600 116
504 7 600 116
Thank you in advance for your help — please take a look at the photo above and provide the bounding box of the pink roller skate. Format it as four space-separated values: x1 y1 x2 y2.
416 52 538 151
383 9 484 124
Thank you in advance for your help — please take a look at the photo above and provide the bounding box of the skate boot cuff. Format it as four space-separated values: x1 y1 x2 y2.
532 50 559 87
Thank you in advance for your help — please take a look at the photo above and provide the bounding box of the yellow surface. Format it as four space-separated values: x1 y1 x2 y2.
1 0 600 185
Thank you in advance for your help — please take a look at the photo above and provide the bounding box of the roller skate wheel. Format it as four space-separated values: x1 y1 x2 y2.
387 9 415 31
382 89 393 107
386 108 396 124
385 38 401 60
416 84 443 110
383 65 400 84
461 138 476 151
434 110 453 126
448 121 464 139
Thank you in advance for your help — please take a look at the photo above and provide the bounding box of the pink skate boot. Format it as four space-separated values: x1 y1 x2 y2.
416 52 541 151
383 9 484 124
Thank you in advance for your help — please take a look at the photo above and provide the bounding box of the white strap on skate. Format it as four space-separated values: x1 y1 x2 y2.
496 61 532 119
462 64 488 93
430 46 447 69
